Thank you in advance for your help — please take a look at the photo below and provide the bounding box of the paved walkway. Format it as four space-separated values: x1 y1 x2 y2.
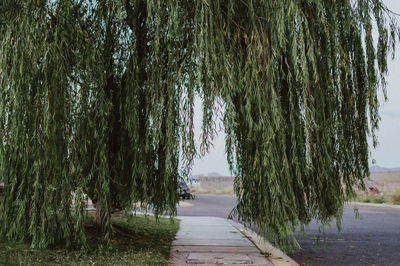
170 216 273 265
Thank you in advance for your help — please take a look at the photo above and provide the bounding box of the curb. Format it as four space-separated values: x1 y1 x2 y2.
348 202 400 209
228 220 299 266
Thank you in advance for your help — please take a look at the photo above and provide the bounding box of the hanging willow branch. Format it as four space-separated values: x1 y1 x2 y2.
0 0 398 249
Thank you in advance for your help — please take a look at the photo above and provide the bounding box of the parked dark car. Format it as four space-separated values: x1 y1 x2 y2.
178 181 191 200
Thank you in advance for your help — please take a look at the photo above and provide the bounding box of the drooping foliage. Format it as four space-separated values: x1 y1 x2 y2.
0 0 398 249
0 0 196 248
206 0 400 248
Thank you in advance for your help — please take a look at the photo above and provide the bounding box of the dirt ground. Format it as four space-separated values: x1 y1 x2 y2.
369 171 400 200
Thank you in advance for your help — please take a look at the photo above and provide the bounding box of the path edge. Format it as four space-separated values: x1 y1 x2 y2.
228 220 299 266
348 202 400 209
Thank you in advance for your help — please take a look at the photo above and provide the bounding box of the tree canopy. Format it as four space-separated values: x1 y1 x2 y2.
0 0 398 249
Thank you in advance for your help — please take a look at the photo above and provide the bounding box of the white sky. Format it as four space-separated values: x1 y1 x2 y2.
369 0 400 168
191 0 400 176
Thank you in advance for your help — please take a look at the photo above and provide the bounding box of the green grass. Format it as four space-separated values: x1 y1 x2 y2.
353 194 386 204
0 213 179 266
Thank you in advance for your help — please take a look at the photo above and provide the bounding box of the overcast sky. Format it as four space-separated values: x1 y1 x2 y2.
192 0 400 176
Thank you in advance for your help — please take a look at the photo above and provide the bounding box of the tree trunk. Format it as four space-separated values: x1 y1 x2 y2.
94 197 102 224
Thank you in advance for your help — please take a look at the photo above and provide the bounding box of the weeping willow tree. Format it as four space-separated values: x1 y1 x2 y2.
0 0 398 249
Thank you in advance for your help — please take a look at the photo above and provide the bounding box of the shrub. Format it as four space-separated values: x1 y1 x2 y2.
353 194 386 204
391 190 400 205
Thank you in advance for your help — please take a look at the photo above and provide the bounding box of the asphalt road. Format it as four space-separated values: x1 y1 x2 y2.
177 194 400 266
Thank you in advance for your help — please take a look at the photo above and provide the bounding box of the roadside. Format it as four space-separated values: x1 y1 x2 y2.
351 190 400 205
348 201 400 209
353 170 400 205
229 220 299 266
178 194 400 266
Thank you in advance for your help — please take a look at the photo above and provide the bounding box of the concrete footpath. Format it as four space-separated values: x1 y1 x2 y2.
170 216 297 265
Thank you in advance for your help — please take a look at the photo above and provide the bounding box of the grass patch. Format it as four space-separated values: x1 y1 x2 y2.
0 213 179 265
353 193 386 204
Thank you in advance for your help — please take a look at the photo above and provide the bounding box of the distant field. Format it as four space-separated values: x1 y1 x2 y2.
370 171 400 191
190 176 234 195
367 171 400 204
191 172 400 204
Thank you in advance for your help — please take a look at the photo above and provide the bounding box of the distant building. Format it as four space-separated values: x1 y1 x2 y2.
207 172 221 177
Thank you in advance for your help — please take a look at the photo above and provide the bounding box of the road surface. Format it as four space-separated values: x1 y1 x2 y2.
177 194 400 266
